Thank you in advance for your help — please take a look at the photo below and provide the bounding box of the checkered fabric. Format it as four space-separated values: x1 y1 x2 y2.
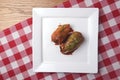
0 0 120 80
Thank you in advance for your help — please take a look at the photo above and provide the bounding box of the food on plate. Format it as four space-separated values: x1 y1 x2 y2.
51 24 84 55
51 24 73 45
60 31 84 55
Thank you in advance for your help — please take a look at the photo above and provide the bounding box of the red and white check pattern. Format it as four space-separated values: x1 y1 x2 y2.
0 0 120 80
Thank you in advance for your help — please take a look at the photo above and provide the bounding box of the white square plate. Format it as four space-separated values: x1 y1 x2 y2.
32 8 99 73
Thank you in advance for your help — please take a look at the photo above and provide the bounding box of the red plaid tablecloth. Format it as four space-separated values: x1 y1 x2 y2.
0 0 120 80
